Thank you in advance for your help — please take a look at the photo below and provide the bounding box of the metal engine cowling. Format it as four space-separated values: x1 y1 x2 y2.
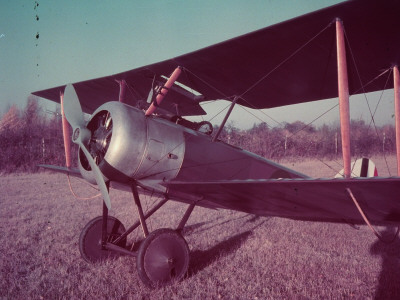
78 101 185 191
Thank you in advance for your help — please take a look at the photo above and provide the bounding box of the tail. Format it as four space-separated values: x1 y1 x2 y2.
334 157 378 178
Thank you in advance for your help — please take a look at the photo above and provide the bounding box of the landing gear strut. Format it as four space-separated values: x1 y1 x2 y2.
78 182 196 287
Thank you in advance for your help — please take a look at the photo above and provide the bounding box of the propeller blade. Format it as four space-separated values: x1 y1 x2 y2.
63 84 112 209
75 132 112 210
63 84 85 129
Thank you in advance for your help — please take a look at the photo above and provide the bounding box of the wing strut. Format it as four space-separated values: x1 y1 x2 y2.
118 79 127 103
394 65 400 176
336 19 351 178
212 96 239 142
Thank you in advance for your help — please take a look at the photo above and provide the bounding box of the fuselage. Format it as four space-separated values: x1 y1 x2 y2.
79 101 308 197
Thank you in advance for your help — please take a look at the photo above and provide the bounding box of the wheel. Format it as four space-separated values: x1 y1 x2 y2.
79 216 126 263
137 228 190 287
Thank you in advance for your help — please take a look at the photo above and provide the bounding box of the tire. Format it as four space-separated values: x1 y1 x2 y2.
137 228 190 287
79 216 126 263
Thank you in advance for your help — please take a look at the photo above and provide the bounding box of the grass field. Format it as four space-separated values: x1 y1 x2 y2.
1 156 399 299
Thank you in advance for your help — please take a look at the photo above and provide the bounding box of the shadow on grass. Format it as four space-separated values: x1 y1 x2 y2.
182 221 208 235
188 230 252 277
185 214 271 238
186 215 250 236
370 227 400 300
246 214 272 224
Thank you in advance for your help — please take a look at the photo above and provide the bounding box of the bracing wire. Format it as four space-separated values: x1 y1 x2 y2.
368 70 393 129
183 68 231 100
239 21 335 99
207 102 234 123
346 188 400 243
343 26 393 176
286 104 339 140
237 105 282 127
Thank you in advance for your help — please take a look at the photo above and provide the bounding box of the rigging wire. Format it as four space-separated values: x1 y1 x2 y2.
343 26 392 176
286 104 338 140
237 105 282 128
183 68 231 100
239 20 335 99
207 102 234 123
222 21 334 129
346 188 399 243
368 69 393 129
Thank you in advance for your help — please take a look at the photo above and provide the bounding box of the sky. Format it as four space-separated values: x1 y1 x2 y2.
0 0 396 129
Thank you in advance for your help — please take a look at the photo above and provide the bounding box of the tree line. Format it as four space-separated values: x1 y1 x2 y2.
0 97 77 173
0 98 396 173
218 120 396 161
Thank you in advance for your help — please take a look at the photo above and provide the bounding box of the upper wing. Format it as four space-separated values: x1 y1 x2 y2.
32 70 207 117
33 0 400 113
165 177 400 224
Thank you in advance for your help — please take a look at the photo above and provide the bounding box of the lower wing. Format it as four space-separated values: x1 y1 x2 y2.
165 177 400 224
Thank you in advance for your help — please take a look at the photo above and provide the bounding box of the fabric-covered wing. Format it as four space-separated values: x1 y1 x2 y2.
33 70 206 116
168 0 400 108
165 177 400 224
33 0 400 113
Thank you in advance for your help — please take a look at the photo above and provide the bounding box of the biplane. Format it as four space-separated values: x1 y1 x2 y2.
33 0 400 287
